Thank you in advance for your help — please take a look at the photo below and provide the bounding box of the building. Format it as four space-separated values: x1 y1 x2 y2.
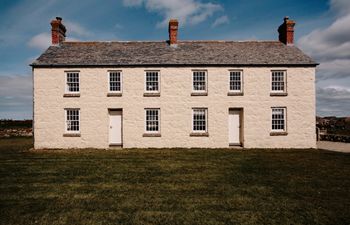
31 17 318 149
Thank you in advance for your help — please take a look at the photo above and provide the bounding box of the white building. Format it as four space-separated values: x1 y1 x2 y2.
31 17 318 149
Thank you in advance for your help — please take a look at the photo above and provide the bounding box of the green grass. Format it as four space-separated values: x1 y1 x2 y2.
0 138 349 225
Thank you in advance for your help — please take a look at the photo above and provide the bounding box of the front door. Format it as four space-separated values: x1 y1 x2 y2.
109 110 122 145
229 109 241 145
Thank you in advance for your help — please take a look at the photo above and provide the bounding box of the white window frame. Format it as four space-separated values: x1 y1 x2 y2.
108 71 122 93
271 107 287 132
271 70 287 93
65 71 80 93
144 108 160 133
144 71 160 93
192 108 208 133
228 70 243 93
192 70 207 93
65 108 80 133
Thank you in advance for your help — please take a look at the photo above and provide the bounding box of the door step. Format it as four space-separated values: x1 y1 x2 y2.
229 144 243 149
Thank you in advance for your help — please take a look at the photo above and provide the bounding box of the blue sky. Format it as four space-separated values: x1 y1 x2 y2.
0 0 349 119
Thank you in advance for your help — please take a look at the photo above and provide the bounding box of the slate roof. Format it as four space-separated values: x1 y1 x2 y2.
31 41 317 67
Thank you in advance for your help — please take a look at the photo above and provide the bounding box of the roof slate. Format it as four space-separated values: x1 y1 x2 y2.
31 41 317 67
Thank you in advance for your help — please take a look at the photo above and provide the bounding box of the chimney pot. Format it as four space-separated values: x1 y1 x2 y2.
50 17 66 45
278 16 295 45
168 19 179 46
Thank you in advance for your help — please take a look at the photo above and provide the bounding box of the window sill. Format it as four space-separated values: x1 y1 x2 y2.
190 132 209 137
228 92 243 96
143 133 161 137
63 133 81 137
270 92 288 96
191 92 208 96
143 93 160 97
107 92 122 97
270 131 288 136
63 93 80 97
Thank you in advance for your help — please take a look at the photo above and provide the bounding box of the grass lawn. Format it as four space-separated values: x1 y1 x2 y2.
0 138 349 225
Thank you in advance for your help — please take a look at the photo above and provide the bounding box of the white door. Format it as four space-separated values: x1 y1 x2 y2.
109 110 122 145
229 109 241 144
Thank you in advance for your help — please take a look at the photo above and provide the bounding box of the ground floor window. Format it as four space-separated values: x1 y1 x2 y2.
271 107 286 131
65 109 80 133
192 108 207 132
145 109 160 133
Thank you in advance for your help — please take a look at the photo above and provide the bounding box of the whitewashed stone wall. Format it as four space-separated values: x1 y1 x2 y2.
33 67 316 149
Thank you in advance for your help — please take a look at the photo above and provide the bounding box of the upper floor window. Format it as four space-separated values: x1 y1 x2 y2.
192 71 207 94
66 72 79 93
271 71 286 93
109 71 122 93
65 109 80 133
145 108 160 133
271 107 286 132
192 108 207 133
229 71 243 93
145 71 160 93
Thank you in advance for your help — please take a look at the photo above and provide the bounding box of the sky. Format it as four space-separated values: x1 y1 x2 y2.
0 0 349 119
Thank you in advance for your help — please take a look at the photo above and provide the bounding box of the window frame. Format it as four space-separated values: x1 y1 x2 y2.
144 108 161 134
108 71 122 93
271 107 287 132
64 108 80 134
228 70 243 93
192 70 208 93
144 71 160 93
65 71 80 93
192 108 208 133
271 70 287 93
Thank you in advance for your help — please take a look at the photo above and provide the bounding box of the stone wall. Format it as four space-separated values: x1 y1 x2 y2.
320 134 350 143
0 128 33 138
33 67 316 149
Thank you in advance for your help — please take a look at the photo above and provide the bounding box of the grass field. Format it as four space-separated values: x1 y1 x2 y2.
0 137 349 225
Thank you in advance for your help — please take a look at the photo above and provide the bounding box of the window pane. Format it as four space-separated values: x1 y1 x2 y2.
146 72 159 91
145 109 160 132
193 109 207 131
109 72 121 92
230 71 242 91
193 71 206 91
271 71 285 92
66 109 80 132
67 73 79 92
272 108 285 131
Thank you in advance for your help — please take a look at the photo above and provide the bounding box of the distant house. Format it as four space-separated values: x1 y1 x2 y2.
31 17 318 149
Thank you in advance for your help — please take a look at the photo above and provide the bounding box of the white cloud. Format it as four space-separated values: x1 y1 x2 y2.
317 87 350 116
298 0 350 116
27 32 51 50
27 32 81 50
298 14 350 61
0 74 33 119
330 0 350 16
122 0 223 27
211 15 229 27
65 21 91 37
316 59 350 81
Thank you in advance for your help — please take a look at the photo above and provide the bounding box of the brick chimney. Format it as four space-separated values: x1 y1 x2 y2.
50 17 66 45
168 19 179 46
278 16 295 45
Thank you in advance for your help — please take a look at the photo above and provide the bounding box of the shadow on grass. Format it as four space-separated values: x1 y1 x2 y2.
0 137 349 225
